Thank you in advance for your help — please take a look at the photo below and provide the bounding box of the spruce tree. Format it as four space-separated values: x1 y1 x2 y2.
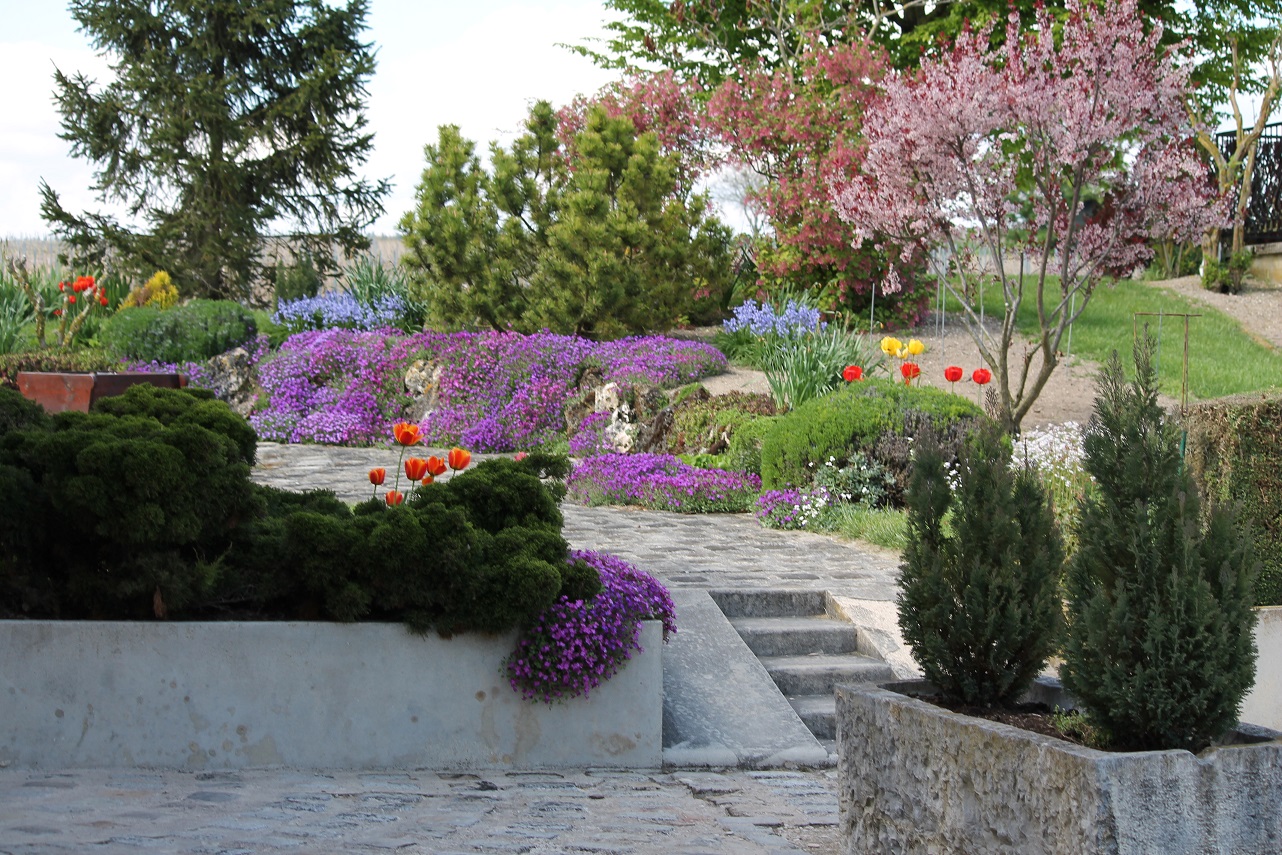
1061 334 1258 752
39 0 388 300
897 422 1064 707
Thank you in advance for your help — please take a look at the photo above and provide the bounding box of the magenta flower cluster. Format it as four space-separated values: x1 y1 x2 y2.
249 330 727 449
566 453 761 513
506 550 676 704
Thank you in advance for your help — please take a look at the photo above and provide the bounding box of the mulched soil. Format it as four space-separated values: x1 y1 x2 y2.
911 693 1092 747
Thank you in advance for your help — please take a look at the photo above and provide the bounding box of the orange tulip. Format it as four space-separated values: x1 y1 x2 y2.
384 490 405 507
368 467 386 486
404 457 429 482
447 447 472 471
392 421 422 446
426 456 448 478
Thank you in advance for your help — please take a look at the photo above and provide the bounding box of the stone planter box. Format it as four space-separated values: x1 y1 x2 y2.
0 620 662 770
1243 605 1282 730
836 679 1282 855
16 371 187 414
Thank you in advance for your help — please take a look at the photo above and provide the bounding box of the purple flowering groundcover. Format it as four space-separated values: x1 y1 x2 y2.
246 330 727 450
506 550 676 703
565 453 761 514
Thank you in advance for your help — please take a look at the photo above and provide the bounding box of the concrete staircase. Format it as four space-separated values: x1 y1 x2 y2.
710 589 895 751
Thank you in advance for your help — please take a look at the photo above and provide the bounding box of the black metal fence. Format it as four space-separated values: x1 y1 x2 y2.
1217 122 1282 245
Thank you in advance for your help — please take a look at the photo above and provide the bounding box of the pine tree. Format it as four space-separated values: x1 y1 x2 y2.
1060 334 1258 752
40 0 388 300
898 422 1064 707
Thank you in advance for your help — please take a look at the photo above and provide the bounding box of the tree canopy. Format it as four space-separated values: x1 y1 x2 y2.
40 0 389 300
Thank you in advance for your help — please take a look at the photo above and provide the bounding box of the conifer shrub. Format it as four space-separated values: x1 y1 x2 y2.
1060 336 1259 752
1183 394 1282 606
897 423 1064 706
0 386 50 435
723 414 779 475
98 299 257 363
759 378 984 496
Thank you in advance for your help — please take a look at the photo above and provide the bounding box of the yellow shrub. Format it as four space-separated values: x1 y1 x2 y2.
121 270 179 310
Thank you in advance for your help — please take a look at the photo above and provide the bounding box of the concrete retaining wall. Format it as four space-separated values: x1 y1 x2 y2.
0 620 662 770
1243 606 1282 730
836 680 1282 855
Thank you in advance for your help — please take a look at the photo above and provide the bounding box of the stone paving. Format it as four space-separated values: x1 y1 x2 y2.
0 442 907 854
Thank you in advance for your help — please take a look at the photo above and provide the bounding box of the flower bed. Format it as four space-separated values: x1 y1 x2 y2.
566 453 761 513
247 330 726 449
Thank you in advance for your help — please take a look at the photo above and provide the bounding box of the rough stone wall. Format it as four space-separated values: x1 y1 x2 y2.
836 683 1282 855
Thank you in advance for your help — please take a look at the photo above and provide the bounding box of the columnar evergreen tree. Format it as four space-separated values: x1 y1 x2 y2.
39 0 389 300
898 423 1064 707
1061 335 1258 752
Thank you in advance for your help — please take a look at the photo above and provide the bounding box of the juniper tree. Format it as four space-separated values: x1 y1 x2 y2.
897 422 1064 707
40 0 388 300
1060 334 1258 752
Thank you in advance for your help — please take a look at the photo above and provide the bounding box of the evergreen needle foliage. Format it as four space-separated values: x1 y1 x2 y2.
898 423 1064 707
1060 333 1258 752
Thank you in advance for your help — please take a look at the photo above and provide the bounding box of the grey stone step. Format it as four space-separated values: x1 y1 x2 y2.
761 654 896 696
788 694 838 741
728 616 860 657
709 589 827 618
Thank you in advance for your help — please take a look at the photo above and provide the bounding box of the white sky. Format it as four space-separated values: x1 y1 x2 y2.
0 0 621 238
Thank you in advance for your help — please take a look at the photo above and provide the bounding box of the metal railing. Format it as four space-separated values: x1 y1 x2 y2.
1217 122 1282 245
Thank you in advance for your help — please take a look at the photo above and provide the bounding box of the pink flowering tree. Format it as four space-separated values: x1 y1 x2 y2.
832 0 1223 433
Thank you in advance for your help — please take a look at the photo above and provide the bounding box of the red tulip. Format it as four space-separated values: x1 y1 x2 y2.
425 456 448 478
384 490 405 507
842 364 863 382
368 467 386 486
67 294 77 304
447 447 472 472
901 362 921 385
392 421 422 446
53 309 62 317
944 365 963 383
58 281 67 292
514 451 529 462
972 368 992 385
404 457 429 482
99 296 109 307
74 275 95 292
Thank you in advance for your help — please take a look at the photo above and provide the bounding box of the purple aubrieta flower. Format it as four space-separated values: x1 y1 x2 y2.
505 550 676 704
565 453 761 514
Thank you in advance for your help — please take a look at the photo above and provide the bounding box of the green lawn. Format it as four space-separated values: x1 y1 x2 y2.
944 277 1282 403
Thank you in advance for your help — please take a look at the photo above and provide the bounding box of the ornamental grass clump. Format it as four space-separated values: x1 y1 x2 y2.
506 550 676 703
897 422 1064 707
1060 335 1258 752
566 453 761 513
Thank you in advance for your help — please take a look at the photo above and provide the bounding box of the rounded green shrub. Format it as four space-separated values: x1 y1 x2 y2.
759 378 985 497
99 299 257 363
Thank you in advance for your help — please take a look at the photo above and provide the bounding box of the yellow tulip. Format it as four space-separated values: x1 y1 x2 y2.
880 336 902 356
907 339 925 356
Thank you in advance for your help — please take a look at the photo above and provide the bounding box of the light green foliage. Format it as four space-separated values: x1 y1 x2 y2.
40 0 389 300
1061 335 1259 752
1201 248 1254 295
759 378 985 496
755 324 879 411
341 256 427 330
898 423 1064 707
811 451 896 510
400 102 733 337
99 299 257 363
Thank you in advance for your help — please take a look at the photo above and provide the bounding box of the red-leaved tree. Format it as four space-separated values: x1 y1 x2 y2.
832 0 1223 433
707 41 930 327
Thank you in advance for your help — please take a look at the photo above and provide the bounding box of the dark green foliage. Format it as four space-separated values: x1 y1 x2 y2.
98 300 257 364
759 379 985 497
272 252 325 305
93 383 257 465
39 0 388 301
897 424 1064 707
0 391 262 618
1060 337 1259 752
0 407 591 636
400 101 733 337
1184 394 1282 606
0 349 121 390
0 386 50 435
